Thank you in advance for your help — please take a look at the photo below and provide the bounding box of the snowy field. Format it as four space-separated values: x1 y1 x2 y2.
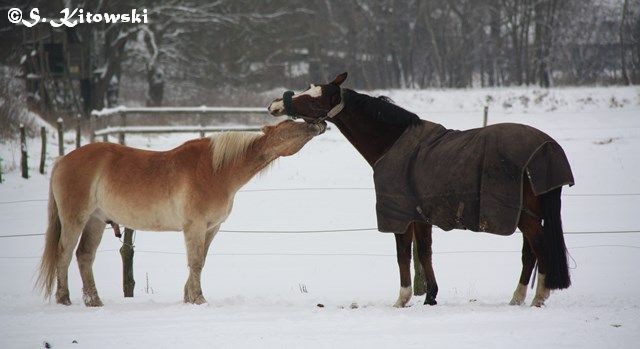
1 86 639 348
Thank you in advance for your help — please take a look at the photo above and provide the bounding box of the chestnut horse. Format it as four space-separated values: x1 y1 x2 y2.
37 120 326 306
268 73 572 307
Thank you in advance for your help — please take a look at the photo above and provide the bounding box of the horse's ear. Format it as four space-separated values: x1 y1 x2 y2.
330 72 348 86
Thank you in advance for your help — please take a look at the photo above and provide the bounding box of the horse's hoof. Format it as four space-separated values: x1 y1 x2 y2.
509 297 525 306
393 286 412 308
56 294 71 306
83 294 103 307
424 298 437 306
393 301 407 308
85 299 104 307
193 295 207 305
57 298 72 306
184 294 207 305
530 298 546 307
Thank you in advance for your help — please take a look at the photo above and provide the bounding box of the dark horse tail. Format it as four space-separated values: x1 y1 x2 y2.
540 187 571 289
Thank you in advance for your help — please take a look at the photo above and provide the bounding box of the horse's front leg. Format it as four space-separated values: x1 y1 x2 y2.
183 221 211 305
393 228 414 307
414 221 438 305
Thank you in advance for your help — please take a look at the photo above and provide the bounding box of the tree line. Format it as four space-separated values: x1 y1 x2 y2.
0 0 637 114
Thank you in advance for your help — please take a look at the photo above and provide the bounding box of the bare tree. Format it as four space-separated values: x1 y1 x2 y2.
620 0 631 85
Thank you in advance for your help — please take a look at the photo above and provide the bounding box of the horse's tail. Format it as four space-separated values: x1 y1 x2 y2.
36 164 61 298
540 187 571 290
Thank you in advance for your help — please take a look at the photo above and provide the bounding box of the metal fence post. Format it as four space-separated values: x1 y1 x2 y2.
57 118 64 156
39 126 47 174
20 124 28 179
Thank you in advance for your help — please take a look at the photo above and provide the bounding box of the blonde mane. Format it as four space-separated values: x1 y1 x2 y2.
209 131 264 171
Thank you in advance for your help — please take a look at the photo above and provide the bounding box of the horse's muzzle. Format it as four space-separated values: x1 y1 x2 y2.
267 98 286 117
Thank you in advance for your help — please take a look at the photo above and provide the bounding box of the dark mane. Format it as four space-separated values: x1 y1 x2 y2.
343 89 421 126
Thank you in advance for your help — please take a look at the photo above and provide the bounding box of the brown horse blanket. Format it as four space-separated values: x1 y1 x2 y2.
373 121 574 235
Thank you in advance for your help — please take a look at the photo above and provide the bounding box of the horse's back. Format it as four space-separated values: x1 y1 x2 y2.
51 142 122 196
374 121 574 235
51 140 213 231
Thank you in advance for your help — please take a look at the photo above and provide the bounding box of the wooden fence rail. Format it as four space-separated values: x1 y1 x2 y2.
90 106 266 145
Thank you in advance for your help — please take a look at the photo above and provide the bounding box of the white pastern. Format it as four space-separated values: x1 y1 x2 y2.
509 283 528 305
531 273 550 307
393 286 412 308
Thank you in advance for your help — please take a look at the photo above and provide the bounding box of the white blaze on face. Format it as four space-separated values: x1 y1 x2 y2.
293 84 322 99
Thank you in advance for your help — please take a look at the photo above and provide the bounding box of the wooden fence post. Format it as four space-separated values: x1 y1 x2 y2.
198 113 205 138
20 124 28 179
483 106 489 127
412 237 426 296
118 112 126 145
57 118 64 156
0 157 3 183
120 228 135 297
39 126 46 174
75 114 81 149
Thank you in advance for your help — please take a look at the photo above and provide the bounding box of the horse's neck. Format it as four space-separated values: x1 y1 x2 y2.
225 138 275 191
333 111 409 166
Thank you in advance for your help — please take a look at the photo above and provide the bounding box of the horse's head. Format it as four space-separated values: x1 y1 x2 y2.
267 72 348 123
262 119 326 157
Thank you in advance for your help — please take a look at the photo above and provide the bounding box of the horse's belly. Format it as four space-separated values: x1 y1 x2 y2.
97 198 184 232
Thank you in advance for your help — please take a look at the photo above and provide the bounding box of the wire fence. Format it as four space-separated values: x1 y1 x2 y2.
0 186 638 262
0 186 638 240
1 227 639 240
1 243 638 260
1 187 639 206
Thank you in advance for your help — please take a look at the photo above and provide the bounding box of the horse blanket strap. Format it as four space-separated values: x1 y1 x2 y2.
373 122 575 235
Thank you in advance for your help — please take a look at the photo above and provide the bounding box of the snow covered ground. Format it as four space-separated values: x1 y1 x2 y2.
0 86 639 348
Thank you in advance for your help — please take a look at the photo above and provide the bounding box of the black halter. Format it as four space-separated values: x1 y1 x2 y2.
282 90 298 118
281 89 345 123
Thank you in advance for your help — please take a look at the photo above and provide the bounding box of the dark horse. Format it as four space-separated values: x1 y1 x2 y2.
268 73 574 307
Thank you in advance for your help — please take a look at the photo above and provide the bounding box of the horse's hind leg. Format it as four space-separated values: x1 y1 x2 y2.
509 237 536 305
414 221 438 305
76 216 106 307
393 226 414 308
515 178 549 307
55 217 88 305
520 219 549 307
